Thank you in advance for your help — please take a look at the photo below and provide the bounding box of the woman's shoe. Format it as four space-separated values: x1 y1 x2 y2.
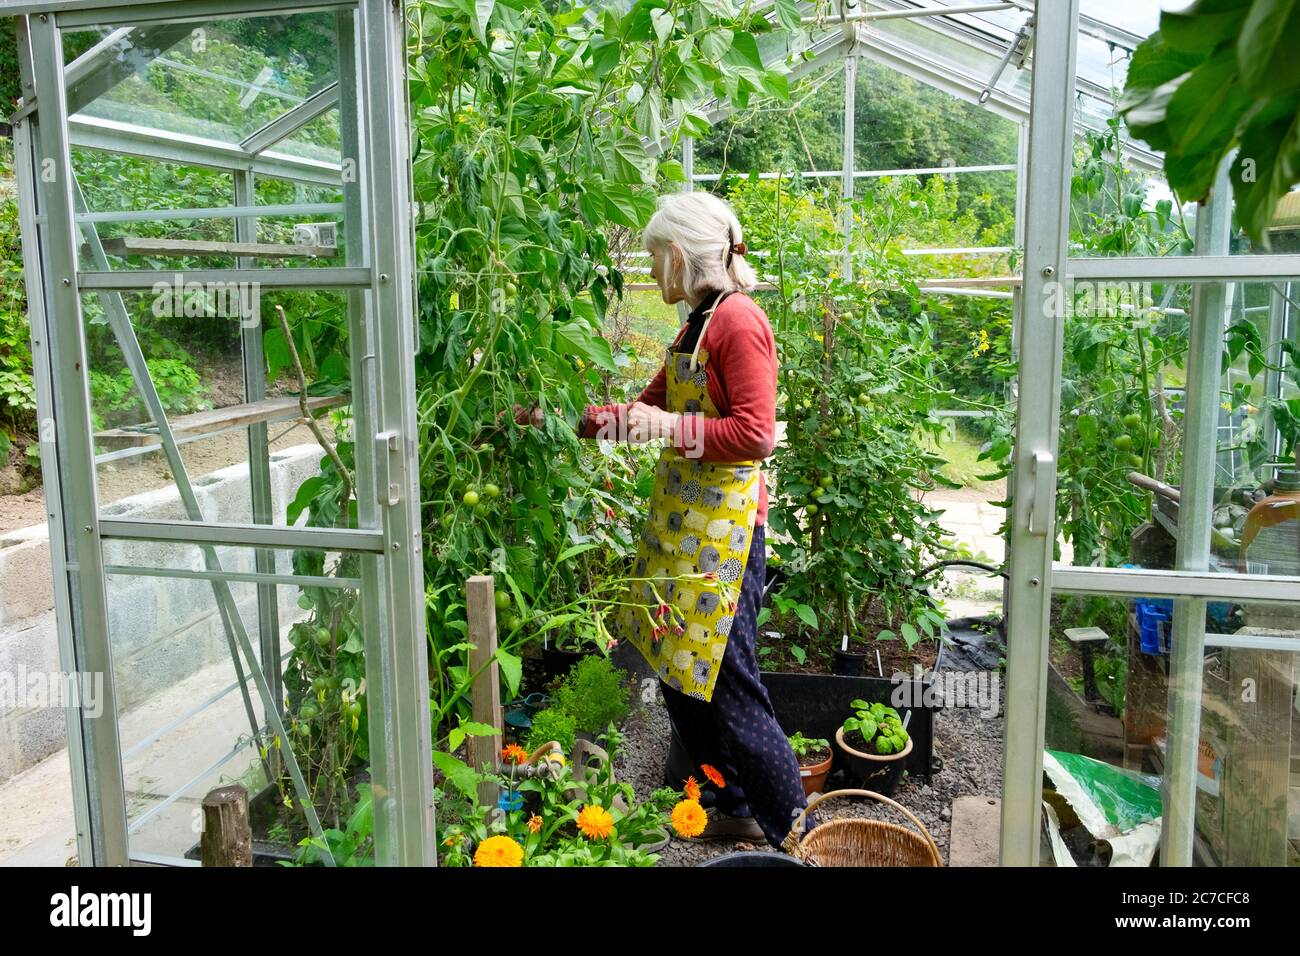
688 810 767 842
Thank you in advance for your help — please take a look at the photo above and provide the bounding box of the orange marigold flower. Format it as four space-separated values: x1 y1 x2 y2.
700 763 726 788
473 834 524 867
527 814 543 834
671 799 708 839
684 775 701 801
501 743 528 765
576 804 615 840
443 833 459 848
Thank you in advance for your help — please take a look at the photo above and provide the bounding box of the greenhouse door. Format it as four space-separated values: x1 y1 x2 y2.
11 0 434 866
1004 0 1300 866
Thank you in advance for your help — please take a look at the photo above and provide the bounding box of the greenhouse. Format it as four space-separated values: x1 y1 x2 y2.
0 0 1297 878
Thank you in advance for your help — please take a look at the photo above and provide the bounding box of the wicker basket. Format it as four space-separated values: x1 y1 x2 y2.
780 789 942 867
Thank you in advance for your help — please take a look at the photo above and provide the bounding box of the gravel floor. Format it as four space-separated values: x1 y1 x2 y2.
615 679 1005 866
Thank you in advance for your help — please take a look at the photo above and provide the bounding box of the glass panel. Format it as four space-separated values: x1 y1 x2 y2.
82 289 364 529
1037 589 1290 868
62 11 343 147
1190 618 1300 866
101 541 369 862
1049 279 1300 574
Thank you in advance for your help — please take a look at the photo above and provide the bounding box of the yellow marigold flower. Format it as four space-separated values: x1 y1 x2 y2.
501 743 528 765
528 814 543 834
684 775 701 802
473 834 523 867
576 804 614 840
671 799 708 838
700 763 726 788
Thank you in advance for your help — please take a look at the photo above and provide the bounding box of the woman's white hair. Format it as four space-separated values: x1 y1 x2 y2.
643 191 758 299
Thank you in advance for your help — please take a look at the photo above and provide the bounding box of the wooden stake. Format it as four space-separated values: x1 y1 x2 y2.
200 785 252 867
466 575 502 809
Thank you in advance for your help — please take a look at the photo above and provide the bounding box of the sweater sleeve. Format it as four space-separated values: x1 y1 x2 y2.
676 299 778 462
578 364 669 439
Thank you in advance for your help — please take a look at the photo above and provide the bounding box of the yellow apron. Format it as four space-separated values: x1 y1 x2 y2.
619 293 762 702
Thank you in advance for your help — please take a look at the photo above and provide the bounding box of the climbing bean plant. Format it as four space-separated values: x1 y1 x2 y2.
405 0 792 730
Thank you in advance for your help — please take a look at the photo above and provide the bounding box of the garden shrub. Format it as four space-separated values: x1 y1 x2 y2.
552 655 629 736
524 707 576 755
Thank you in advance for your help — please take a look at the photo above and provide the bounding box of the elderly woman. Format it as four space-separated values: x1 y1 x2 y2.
576 192 809 846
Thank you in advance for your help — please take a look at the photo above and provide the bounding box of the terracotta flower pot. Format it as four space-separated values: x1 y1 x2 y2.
797 750 834 797
835 726 913 797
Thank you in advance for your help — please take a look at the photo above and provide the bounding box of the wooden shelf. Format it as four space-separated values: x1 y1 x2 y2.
92 237 338 259
94 394 349 448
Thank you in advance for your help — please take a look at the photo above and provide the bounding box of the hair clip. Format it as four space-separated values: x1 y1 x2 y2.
731 241 748 256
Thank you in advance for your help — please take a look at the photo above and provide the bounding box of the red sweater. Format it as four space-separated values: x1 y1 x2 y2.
581 292 778 524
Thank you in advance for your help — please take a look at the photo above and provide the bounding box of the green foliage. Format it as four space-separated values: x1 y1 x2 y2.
1119 0 1300 246
0 188 35 445
698 57 1018 243
438 727 667 866
288 784 374 867
551 655 629 735
524 706 576 754
728 175 954 650
0 19 18 113
405 0 792 731
87 359 208 431
842 698 909 756
787 731 829 759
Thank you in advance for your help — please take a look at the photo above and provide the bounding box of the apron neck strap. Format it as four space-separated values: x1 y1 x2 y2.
690 290 727 372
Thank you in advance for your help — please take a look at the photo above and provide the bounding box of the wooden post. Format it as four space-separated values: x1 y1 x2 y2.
200 785 252 867
466 575 503 809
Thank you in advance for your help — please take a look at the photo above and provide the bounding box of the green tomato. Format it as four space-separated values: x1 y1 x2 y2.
819 475 833 488
841 310 854 321
462 489 481 507
313 627 331 649
1122 413 1142 430
1112 434 1134 453
494 591 511 612
343 701 362 720
829 427 842 439
483 483 501 499
474 502 488 517
1129 453 1145 469
503 613 521 631
858 392 870 405
299 702 320 721
806 503 819 516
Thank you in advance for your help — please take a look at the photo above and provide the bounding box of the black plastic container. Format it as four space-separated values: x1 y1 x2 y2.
666 663 942 786
540 643 600 686
831 649 867 676
697 851 808 867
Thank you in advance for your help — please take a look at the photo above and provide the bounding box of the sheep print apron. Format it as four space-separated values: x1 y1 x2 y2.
620 294 762 702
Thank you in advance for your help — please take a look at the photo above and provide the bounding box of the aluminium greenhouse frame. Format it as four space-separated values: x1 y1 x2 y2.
1006 0 1300 867
9 0 1296 868
8 0 434 866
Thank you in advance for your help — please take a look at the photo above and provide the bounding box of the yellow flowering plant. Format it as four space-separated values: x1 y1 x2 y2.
435 726 671 866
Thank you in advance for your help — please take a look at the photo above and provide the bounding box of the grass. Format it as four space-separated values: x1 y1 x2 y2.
921 425 1001 491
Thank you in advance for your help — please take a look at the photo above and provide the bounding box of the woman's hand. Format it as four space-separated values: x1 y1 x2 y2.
512 404 544 427
626 401 680 444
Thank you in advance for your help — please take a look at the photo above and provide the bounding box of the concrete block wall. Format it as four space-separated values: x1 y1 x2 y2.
0 444 325 784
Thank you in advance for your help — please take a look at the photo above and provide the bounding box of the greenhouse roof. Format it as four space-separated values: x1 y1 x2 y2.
6 0 1176 183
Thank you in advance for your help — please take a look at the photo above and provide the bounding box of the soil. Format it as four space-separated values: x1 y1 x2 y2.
796 749 831 769
616 671 1005 866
